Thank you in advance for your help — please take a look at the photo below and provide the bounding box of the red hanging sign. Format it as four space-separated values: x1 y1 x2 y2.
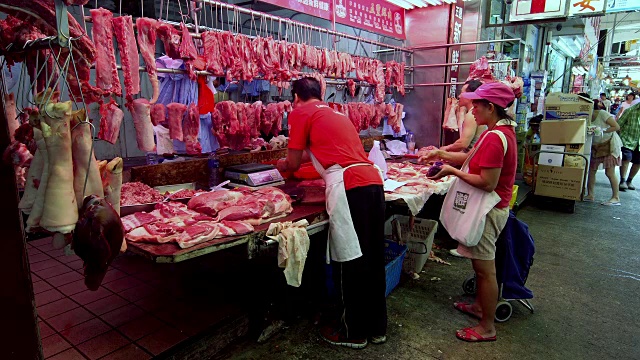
447 0 464 98
259 0 405 40
259 0 333 20
334 0 406 40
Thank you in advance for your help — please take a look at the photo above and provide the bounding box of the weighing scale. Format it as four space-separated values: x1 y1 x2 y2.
224 163 285 188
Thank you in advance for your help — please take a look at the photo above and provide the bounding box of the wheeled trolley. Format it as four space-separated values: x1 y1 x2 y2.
461 211 535 322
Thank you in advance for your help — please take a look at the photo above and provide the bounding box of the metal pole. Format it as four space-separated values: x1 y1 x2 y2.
374 38 523 53
411 59 518 69
412 82 467 87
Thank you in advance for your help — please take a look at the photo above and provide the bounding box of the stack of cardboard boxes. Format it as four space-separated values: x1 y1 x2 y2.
534 93 593 201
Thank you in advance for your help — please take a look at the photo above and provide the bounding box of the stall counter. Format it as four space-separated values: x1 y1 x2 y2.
126 204 327 263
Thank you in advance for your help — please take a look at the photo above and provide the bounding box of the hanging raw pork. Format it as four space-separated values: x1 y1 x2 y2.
127 99 155 152
71 109 104 208
90 8 121 96
98 99 124 144
112 15 140 100
136 18 160 103
100 157 124 215
443 97 459 131
166 103 186 141
18 129 44 215
39 101 78 234
25 129 48 232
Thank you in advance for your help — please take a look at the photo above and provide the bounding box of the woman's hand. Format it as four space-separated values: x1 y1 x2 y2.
428 164 456 180
419 150 441 164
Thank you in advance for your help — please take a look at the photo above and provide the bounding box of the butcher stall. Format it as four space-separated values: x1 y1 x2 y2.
0 0 475 359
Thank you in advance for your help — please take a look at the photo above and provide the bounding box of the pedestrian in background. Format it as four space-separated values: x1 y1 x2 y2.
618 103 640 191
584 98 621 205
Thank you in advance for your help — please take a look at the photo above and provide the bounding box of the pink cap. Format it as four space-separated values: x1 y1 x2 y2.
460 82 515 109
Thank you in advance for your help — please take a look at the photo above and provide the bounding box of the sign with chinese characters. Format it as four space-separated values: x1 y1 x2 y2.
260 0 332 20
606 0 640 13
569 0 606 15
510 0 568 22
334 0 406 40
448 0 464 98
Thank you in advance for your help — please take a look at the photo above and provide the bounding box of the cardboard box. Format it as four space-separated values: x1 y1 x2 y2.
544 93 593 121
538 145 565 166
540 119 587 144
535 165 585 200
563 143 587 169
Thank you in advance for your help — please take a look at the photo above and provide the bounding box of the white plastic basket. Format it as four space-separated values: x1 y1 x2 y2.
385 215 438 274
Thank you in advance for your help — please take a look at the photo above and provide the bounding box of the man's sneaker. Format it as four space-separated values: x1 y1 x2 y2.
320 326 367 349
370 335 387 344
627 182 636 190
620 182 628 191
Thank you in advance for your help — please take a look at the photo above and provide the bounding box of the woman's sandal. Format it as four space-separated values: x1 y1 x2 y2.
453 302 481 320
456 327 497 342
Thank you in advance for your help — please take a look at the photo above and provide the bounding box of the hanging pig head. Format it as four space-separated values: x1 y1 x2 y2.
73 195 125 290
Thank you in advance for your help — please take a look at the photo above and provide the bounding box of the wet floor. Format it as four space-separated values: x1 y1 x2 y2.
217 171 640 360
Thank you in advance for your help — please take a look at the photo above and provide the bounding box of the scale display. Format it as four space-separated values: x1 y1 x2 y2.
225 164 285 187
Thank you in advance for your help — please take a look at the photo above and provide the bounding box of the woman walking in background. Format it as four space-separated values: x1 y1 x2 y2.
584 97 622 206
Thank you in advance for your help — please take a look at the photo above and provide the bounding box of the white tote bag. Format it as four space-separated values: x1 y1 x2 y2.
440 130 507 247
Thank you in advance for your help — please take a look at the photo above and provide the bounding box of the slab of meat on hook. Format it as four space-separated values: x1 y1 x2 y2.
112 15 141 100
157 23 181 59
4 93 19 142
127 99 155 152
150 103 166 126
90 8 122 97
71 109 104 208
249 101 263 138
98 99 124 144
39 101 78 234
387 103 403 133
167 103 187 141
179 23 199 81
375 60 386 103
184 103 201 155
230 102 251 151
347 79 356 97
136 17 160 103
385 61 406 96
202 31 224 76
0 0 96 81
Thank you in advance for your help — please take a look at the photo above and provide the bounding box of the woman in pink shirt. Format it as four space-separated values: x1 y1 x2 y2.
421 82 517 342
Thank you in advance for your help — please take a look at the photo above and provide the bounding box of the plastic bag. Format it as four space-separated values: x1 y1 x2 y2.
369 140 388 180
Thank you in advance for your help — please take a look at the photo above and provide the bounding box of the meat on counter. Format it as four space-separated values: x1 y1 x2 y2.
120 182 164 206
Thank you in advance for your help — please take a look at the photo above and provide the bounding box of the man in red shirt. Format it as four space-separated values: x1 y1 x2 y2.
277 77 386 349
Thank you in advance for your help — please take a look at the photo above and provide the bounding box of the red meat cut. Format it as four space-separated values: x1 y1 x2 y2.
184 103 201 154
166 103 186 141
127 99 155 152
90 8 121 96
112 15 140 101
150 103 166 126
157 23 181 59
98 99 124 144
136 17 160 103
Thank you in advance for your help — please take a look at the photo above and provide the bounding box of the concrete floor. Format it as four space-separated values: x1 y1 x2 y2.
218 172 640 360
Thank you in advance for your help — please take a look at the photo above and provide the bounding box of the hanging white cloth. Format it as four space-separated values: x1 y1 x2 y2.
267 219 310 287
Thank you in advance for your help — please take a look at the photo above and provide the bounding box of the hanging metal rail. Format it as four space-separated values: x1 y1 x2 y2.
195 0 411 54
374 38 523 53
412 59 518 69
